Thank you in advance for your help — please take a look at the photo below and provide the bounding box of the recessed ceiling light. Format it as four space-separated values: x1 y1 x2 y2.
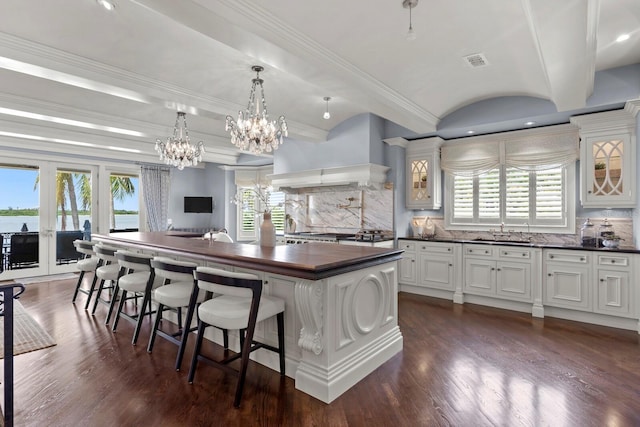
524 121 536 126
466 130 475 135
96 0 116 11
616 34 630 43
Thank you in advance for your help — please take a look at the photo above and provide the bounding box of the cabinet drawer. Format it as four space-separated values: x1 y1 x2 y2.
544 250 589 264
597 254 630 267
398 240 416 252
498 247 532 260
464 245 494 257
418 242 455 254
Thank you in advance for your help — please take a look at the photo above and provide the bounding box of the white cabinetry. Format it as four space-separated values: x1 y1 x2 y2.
397 240 417 286
398 239 460 300
543 249 636 321
338 239 395 248
543 250 592 310
404 137 442 210
594 253 634 318
463 244 536 303
417 241 456 291
571 109 637 208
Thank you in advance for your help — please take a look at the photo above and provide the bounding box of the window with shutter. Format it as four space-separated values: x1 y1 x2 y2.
446 166 573 232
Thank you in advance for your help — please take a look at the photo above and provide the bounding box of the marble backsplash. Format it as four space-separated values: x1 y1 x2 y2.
410 216 633 246
286 186 394 233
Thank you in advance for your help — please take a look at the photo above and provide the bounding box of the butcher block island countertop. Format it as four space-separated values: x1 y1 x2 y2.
92 232 404 404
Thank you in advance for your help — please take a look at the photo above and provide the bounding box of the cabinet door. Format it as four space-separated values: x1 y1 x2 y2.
595 269 632 317
464 258 495 296
544 263 591 311
405 138 442 210
496 261 531 302
418 253 453 290
399 252 417 285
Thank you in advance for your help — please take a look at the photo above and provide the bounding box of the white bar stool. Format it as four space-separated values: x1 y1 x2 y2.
91 243 121 320
147 257 206 371
111 250 158 345
71 239 99 306
187 266 285 408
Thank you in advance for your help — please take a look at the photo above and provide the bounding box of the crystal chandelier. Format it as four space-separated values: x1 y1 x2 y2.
155 112 205 170
225 65 288 155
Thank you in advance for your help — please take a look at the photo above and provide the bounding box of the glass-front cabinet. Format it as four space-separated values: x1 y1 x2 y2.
405 137 442 210
571 108 637 208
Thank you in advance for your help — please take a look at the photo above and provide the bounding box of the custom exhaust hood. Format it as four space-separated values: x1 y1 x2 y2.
268 163 390 192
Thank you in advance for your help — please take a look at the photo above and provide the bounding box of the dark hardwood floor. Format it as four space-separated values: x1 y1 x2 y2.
3 276 640 426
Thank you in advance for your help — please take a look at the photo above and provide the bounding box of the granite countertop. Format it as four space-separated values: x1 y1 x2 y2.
398 236 640 254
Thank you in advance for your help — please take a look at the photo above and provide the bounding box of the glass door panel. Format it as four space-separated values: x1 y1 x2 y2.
0 162 46 278
48 165 97 275
109 172 139 232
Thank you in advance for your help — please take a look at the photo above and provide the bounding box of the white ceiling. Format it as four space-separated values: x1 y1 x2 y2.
0 0 638 165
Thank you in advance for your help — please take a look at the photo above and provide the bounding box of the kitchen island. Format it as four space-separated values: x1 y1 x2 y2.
93 232 404 403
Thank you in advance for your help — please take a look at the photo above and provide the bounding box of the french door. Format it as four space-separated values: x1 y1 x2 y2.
0 159 97 280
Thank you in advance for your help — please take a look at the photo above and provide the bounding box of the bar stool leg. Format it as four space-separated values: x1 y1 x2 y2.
71 271 86 303
83 274 100 310
147 303 165 353
187 321 207 383
132 289 152 345
277 312 285 375
111 289 128 331
104 283 120 325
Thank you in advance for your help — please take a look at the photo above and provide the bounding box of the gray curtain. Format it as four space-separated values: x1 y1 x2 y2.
141 165 171 231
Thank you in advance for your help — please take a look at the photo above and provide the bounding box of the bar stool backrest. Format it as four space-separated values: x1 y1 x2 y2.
115 250 153 271
94 244 119 263
151 257 198 282
194 266 260 299
73 239 96 257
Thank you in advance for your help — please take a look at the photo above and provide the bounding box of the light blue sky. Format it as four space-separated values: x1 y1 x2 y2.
0 168 138 211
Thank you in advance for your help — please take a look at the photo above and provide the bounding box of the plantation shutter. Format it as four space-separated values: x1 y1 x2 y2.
453 175 473 218
268 191 286 233
505 168 529 219
478 169 500 219
535 167 563 219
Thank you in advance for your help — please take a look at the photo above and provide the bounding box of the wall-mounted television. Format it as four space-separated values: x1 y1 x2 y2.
184 196 213 213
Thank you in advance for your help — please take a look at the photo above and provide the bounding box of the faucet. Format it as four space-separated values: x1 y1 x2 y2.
500 222 505 233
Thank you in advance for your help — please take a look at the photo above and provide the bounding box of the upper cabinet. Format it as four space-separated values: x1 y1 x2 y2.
571 105 639 208
405 137 443 210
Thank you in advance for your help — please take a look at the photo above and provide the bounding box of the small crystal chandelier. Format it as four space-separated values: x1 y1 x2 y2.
225 65 288 155
155 112 205 170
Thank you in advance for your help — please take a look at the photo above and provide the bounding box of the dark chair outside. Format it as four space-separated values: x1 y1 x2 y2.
8 232 39 270
56 230 84 265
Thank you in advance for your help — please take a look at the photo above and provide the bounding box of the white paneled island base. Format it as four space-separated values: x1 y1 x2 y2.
94 232 404 404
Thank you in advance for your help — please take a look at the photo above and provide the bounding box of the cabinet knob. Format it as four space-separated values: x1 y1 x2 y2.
422 246 426 250
611 260 616 264
469 250 473 253
497 268 501 271
580 257 585 261
548 273 552 276
588 190 592 194
485 250 489 254
449 263 453 267
411 260 415 263
600 278 605 282
522 253 526 257
447 248 451 252
549 255 554 259
491 267 495 271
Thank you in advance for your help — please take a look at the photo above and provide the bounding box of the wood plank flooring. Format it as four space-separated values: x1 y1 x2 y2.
3 276 640 426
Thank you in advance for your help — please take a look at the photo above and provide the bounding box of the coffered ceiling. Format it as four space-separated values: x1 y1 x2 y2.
0 0 638 165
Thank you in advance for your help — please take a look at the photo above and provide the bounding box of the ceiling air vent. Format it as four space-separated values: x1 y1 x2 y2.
463 53 489 68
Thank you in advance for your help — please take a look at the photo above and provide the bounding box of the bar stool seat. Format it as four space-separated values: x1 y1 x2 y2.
147 257 207 371
71 240 99 306
188 266 285 408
